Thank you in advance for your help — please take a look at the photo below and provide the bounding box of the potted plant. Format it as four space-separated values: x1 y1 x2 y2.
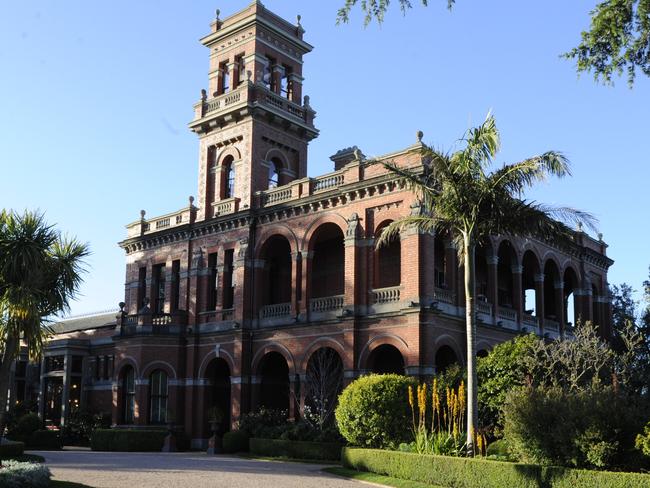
207 406 225 455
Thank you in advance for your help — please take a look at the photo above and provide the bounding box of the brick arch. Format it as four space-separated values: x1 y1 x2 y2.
433 334 465 366
520 242 543 265
541 251 562 273
217 146 242 165
140 360 177 381
254 224 300 259
301 213 349 252
114 357 139 382
357 333 410 370
251 342 296 376
495 237 522 266
298 337 347 374
264 148 290 170
198 348 237 379
562 262 582 284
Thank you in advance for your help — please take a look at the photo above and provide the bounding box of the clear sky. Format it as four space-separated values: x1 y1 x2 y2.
1 1 648 316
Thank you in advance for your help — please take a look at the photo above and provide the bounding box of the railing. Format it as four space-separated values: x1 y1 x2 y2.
212 197 240 217
371 286 401 304
476 301 493 316
522 314 538 327
155 218 170 230
310 295 344 313
126 205 196 238
497 307 517 322
205 89 245 115
261 186 293 206
433 287 455 305
313 172 344 192
545 318 560 331
119 312 187 331
260 302 291 319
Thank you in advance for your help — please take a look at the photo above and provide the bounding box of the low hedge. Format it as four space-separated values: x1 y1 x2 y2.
342 448 650 488
223 430 249 453
28 430 62 450
0 460 51 487
90 429 167 452
0 439 25 459
250 438 343 461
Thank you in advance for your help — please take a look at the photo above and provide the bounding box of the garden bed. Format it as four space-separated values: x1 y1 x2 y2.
342 447 650 488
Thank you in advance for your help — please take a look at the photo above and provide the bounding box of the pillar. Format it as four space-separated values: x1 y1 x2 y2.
445 242 458 303
272 65 283 95
554 280 565 335
291 252 301 317
487 256 499 316
299 251 313 320
512 265 523 325
534 273 545 330
344 214 361 311
134 379 149 425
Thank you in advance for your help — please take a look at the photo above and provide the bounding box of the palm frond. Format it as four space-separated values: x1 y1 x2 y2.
488 151 571 194
460 113 500 170
376 215 439 248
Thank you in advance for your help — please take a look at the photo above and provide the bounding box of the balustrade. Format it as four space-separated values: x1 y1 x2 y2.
476 301 493 316
260 302 291 319
433 287 455 305
371 286 401 304
497 307 517 322
313 172 344 192
310 295 344 313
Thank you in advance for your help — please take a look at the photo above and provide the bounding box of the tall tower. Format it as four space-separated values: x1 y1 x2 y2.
189 2 318 221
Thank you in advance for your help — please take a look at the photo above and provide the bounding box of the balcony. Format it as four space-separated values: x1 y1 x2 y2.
432 287 457 315
196 309 238 334
212 197 240 217
369 286 401 314
259 302 293 328
497 307 518 330
118 312 187 337
309 295 345 321
126 203 196 239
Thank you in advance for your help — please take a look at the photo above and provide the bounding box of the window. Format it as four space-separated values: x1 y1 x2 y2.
153 264 166 314
207 252 218 310
267 159 280 189
149 370 168 424
171 260 180 312
223 156 235 199
137 267 147 310
122 367 135 424
262 58 273 89
223 249 235 309
281 65 292 99
220 61 230 94
236 54 245 84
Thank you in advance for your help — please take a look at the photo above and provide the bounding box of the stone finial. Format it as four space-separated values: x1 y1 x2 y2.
200 89 207 101
353 147 362 161
189 195 195 206
296 14 302 27
416 130 424 143
140 209 146 220
216 9 220 20
577 222 583 232
118 302 126 312
246 70 252 81
303 95 310 108
598 232 603 242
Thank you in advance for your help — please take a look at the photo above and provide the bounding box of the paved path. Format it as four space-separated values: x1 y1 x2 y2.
31 450 366 488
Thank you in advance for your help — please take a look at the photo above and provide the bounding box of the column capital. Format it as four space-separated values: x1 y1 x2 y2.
534 273 545 283
554 280 564 290
486 255 499 266
511 265 523 274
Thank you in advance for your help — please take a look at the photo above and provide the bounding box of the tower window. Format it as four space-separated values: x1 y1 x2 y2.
236 55 245 84
268 159 280 189
222 156 235 199
263 58 273 89
153 264 166 314
220 62 230 94
281 65 292 99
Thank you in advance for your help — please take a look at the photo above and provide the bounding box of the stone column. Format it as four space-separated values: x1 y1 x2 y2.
188 247 203 326
250 375 261 412
534 273 545 330
291 252 301 317
512 265 524 326
272 65 283 95
60 354 72 427
487 255 499 317
344 214 361 312
445 242 458 304
554 280 565 335
228 61 238 90
300 251 313 321
164 259 173 313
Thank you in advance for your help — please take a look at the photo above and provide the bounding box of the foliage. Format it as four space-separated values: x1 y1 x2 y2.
503 385 649 470
0 460 51 488
237 407 289 439
0 439 24 459
341 447 650 488
62 409 111 446
222 430 249 453
335 374 416 449
485 438 515 461
337 0 650 86
303 347 344 431
477 334 537 436
249 437 343 461
0 210 89 433
373 113 591 453
90 429 167 452
636 422 650 458
7 413 41 444
27 430 62 450
564 0 650 86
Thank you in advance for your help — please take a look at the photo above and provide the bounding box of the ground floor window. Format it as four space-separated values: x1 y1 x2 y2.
149 370 168 424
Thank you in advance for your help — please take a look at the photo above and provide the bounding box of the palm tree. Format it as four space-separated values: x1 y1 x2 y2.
0 210 89 435
377 114 597 454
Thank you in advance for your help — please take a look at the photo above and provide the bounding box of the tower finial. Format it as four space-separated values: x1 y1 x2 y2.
416 130 424 143
216 9 220 21
296 14 302 27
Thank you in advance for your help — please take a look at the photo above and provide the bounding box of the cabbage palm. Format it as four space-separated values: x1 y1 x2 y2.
377 114 597 454
0 210 89 434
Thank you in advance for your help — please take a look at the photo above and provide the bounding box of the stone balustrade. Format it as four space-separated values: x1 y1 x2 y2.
371 286 401 304
545 318 560 331
212 197 240 217
497 307 517 322
126 205 196 238
433 287 455 305
260 302 291 319
477 300 493 316
313 171 344 192
310 295 344 313
522 313 538 327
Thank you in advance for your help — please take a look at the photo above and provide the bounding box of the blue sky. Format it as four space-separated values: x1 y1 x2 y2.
2 1 648 316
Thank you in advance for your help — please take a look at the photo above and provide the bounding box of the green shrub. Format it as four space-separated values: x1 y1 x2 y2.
342 447 650 488
0 439 25 459
636 422 650 458
222 430 249 453
335 374 415 449
250 438 342 461
503 386 649 470
0 460 51 488
63 409 111 446
7 413 42 443
485 439 513 460
27 430 62 450
237 408 289 439
90 429 167 452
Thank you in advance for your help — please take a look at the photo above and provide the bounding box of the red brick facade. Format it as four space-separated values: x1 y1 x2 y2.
39 3 613 449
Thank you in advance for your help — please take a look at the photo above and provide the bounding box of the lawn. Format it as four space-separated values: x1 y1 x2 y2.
323 467 445 488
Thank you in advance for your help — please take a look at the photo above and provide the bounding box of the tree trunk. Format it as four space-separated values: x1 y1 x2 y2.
0 336 19 437
463 234 477 456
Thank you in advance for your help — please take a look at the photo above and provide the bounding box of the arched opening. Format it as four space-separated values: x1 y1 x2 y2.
207 147 217 206
305 348 344 428
149 370 168 425
258 352 290 413
267 158 281 189
368 344 404 375
497 241 516 309
120 366 135 424
310 223 345 298
374 220 401 289
434 236 447 288
564 267 579 328
206 358 231 433
544 260 561 328
259 236 292 308
435 345 458 373
222 155 235 199
522 251 540 316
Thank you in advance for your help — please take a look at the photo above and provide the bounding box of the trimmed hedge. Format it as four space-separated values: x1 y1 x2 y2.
0 460 51 487
90 429 167 452
0 439 25 459
28 430 62 450
250 438 343 461
342 448 650 488
223 430 249 453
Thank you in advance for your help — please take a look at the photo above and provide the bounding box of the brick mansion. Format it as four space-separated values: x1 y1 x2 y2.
9 2 613 449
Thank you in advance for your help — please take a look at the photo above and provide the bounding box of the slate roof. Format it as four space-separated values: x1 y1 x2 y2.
50 310 118 335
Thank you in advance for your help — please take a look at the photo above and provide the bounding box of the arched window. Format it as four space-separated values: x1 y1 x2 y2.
122 367 135 424
149 370 168 425
268 158 280 189
374 221 401 289
222 156 235 199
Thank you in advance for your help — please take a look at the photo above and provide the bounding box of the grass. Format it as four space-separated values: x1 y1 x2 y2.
51 481 95 488
323 466 446 488
237 452 336 465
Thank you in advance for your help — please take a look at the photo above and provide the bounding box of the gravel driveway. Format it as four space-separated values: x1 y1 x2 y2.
31 450 365 488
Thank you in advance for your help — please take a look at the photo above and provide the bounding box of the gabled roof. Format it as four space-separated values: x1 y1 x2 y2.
51 310 117 334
